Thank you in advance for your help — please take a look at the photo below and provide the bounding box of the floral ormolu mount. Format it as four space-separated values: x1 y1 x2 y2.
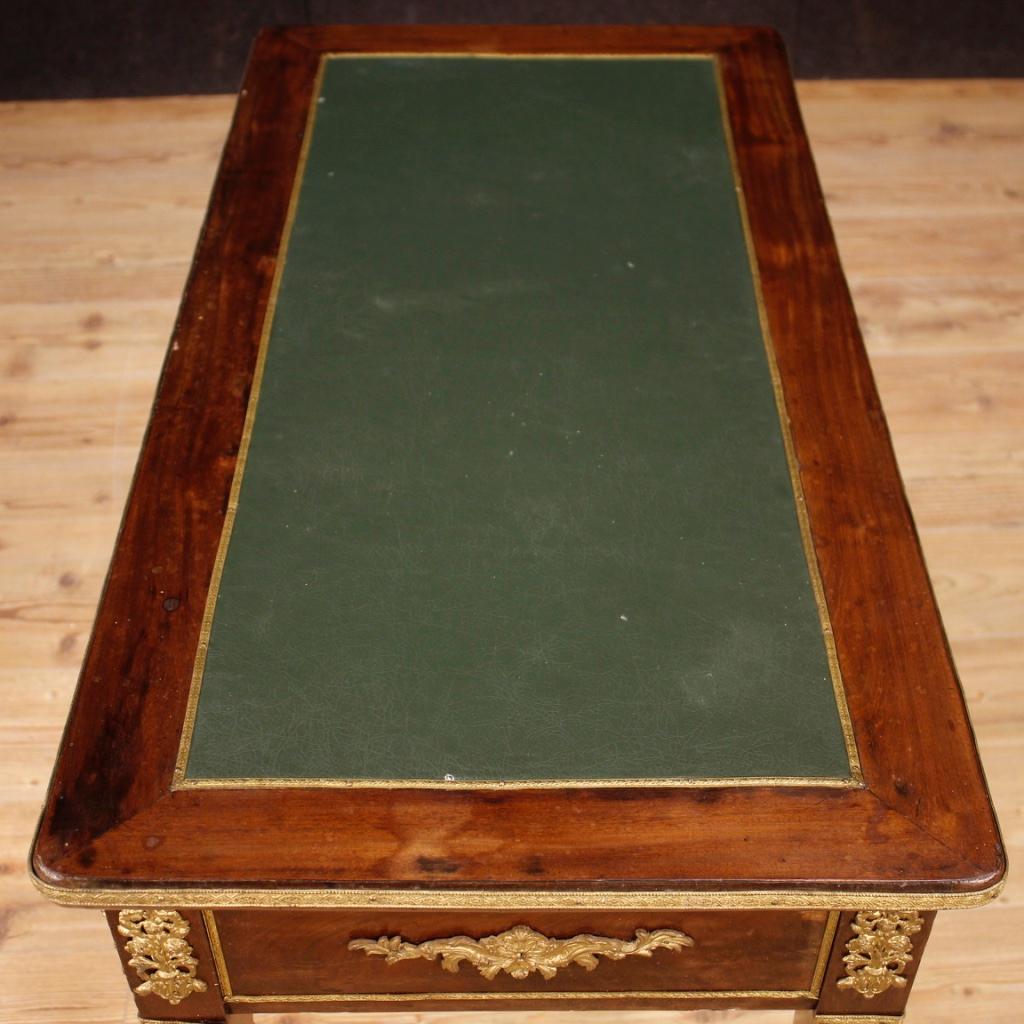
838 912 924 999
348 925 695 980
116 910 208 1006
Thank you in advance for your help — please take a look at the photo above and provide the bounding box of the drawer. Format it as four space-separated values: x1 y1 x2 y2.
205 909 836 1004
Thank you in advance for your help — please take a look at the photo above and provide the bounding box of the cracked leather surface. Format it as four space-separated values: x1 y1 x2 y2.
185 56 852 782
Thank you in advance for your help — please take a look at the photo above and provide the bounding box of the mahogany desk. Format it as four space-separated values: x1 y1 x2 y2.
31 25 1004 1024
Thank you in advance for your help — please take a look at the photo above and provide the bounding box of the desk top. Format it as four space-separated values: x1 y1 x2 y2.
32 25 1003 910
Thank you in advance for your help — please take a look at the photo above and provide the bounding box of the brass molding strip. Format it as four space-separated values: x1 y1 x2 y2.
810 911 841 997
172 49 860 792
175 774 861 790
32 865 1005 911
326 51 716 60
814 1017 905 1024
202 910 232 999
229 990 812 1003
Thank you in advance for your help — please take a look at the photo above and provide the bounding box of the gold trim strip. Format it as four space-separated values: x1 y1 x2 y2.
31 865 1005 911
328 51 717 60
810 911 841 996
176 774 860 790
229 989 812 1003
171 49 860 792
202 909 232 999
814 1017 905 1024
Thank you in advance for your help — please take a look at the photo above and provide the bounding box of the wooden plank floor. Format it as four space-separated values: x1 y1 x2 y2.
1 81 1021 1024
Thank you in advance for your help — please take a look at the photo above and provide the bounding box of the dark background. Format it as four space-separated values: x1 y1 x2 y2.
4 0 1023 99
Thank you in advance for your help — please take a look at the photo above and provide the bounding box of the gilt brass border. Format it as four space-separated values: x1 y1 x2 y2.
201 909 837 1003
810 910 840 994
170 49 861 792
30 861 1005 910
814 1017 905 1024
228 990 810 1004
176 774 858 790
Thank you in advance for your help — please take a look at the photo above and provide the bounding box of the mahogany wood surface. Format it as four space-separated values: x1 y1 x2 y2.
31 25 1003 900
213 909 829 996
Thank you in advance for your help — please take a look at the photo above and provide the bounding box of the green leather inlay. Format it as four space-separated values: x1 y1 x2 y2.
184 56 852 782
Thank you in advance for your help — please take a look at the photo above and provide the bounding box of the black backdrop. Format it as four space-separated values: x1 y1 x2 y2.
4 0 1023 100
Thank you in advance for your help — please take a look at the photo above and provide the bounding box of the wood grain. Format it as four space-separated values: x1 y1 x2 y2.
1 73 1021 1024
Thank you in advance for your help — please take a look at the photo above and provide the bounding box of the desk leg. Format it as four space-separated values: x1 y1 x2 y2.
797 909 936 1023
105 909 241 1024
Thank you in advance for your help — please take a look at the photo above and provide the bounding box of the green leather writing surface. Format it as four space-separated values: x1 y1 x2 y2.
183 56 853 783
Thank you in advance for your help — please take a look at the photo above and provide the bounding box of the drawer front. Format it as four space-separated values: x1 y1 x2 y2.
206 909 836 1003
